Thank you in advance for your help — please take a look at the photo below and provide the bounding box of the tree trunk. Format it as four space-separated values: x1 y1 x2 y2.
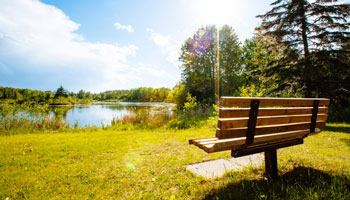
299 0 312 97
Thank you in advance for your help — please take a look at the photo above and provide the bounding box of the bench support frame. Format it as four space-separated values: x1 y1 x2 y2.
310 100 319 133
246 100 260 144
265 149 278 179
232 139 303 178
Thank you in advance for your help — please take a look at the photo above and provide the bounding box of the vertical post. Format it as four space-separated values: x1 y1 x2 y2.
246 100 259 145
265 149 278 179
310 100 319 133
216 28 220 104
213 61 216 105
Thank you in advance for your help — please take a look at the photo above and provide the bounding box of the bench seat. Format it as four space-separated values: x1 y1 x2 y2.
190 128 321 153
189 97 330 178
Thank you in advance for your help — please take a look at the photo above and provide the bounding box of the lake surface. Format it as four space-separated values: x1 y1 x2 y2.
51 102 174 127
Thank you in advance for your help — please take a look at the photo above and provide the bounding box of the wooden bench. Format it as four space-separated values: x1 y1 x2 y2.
189 97 330 178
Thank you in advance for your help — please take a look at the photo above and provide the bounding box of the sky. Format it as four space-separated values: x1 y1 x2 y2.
0 0 273 93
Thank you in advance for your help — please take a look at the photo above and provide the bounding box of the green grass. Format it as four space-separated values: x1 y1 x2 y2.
1 123 350 199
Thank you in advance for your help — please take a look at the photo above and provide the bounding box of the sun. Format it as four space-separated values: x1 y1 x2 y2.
186 0 239 26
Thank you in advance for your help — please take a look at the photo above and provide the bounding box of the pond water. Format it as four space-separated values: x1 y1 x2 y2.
51 102 174 127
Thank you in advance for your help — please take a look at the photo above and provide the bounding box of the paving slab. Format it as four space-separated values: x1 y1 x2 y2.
186 153 264 179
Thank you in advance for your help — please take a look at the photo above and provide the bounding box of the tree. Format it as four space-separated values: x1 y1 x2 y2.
166 82 188 111
257 0 350 97
54 85 68 98
242 34 302 96
85 92 93 100
179 25 243 104
45 91 54 102
77 89 86 99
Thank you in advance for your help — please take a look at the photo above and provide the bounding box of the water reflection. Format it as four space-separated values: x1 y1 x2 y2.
49 102 174 127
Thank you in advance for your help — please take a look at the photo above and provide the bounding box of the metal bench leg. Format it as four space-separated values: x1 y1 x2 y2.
265 149 278 179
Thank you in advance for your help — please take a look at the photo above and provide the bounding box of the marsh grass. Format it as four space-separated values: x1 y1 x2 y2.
108 109 174 130
0 123 349 199
0 104 72 135
1 102 215 135
1 103 179 134
108 105 213 130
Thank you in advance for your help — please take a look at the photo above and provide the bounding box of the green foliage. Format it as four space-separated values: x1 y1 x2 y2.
54 85 68 98
183 94 197 116
238 84 266 97
256 0 350 98
77 89 86 99
96 87 170 102
0 103 70 135
52 96 73 105
0 86 55 104
179 25 244 104
241 34 303 97
258 0 350 54
166 82 188 111
328 103 350 123
168 94 207 129
0 85 171 105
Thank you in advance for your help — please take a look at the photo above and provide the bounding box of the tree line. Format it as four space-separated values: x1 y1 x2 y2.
0 86 171 105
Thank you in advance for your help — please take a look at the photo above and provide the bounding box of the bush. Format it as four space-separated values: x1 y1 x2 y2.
238 83 266 97
169 94 202 129
328 104 350 123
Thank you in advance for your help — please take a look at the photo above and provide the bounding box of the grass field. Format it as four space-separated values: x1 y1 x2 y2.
1 123 350 199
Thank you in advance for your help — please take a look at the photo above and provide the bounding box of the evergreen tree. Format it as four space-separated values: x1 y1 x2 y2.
54 85 68 98
242 33 302 96
257 0 350 97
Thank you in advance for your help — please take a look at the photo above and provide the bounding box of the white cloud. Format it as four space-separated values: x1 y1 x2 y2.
114 22 134 32
146 28 170 46
133 64 167 78
0 0 139 92
146 28 180 67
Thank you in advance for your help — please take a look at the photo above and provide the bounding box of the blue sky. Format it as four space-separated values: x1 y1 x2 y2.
0 0 273 93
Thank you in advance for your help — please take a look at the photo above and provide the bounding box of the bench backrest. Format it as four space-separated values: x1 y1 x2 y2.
216 97 330 144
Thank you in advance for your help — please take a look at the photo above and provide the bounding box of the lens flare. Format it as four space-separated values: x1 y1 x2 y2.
188 27 214 56
123 151 143 171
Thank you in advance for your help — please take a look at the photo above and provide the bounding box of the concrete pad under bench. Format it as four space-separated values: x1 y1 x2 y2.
186 153 264 179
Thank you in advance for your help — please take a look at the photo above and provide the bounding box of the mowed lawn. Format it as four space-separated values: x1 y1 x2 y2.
1 123 350 199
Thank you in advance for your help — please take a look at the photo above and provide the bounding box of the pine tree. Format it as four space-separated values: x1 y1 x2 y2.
54 85 68 98
257 0 350 97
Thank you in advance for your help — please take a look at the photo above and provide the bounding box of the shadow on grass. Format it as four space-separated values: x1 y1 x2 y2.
340 138 350 147
324 125 350 134
203 167 350 200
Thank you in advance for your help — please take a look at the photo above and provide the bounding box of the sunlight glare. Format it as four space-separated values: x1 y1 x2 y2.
187 0 240 26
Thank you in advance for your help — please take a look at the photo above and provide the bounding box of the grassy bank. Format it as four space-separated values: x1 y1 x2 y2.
1 123 350 199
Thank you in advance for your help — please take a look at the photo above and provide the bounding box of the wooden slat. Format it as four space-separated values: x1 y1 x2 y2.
256 114 328 127
232 139 303 158
199 129 309 153
219 114 328 129
219 107 328 118
216 121 326 139
189 137 218 145
221 97 330 107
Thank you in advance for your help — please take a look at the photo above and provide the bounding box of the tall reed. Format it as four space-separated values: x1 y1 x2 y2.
0 104 70 135
110 109 174 129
